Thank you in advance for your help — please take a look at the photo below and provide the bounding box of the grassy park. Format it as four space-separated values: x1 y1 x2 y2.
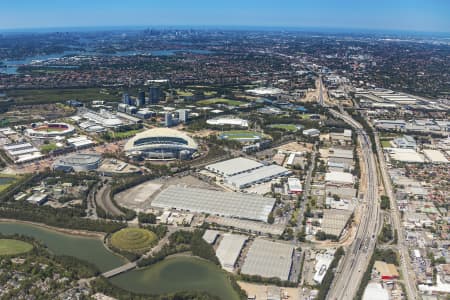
0 239 34 256
269 124 301 132
196 98 244 106
110 228 157 253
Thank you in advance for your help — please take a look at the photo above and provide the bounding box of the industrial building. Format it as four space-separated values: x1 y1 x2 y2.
202 230 220 244
328 148 354 167
3 142 43 163
215 234 247 272
124 128 198 160
423 149 448 164
67 136 94 149
386 148 425 163
226 164 291 190
241 239 294 281
287 178 303 194
374 261 399 280
206 157 263 177
321 209 352 237
325 171 354 186
152 186 276 222
302 128 320 137
392 135 417 149
329 129 352 145
53 153 102 172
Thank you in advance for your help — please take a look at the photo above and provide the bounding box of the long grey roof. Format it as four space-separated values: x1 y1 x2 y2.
152 186 275 222
226 164 290 187
241 239 294 281
206 157 263 176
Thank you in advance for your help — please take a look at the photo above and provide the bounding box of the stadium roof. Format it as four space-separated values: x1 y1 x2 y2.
124 128 197 151
241 239 294 281
215 234 247 271
152 186 276 222
206 157 263 176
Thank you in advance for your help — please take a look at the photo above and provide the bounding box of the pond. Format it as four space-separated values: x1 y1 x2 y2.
110 256 240 300
0 222 125 272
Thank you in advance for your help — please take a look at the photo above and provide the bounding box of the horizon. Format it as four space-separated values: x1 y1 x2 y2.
1 0 449 34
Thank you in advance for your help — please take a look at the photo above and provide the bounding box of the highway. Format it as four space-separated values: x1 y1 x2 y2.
373 131 419 300
326 109 381 300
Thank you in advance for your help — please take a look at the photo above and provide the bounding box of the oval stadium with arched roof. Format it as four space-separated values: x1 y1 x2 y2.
123 128 198 160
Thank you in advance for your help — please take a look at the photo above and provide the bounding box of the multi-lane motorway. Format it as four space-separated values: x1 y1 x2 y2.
374 131 419 300
326 109 381 300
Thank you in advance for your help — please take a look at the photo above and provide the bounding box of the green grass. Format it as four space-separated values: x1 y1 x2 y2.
40 143 58 154
7 88 122 104
219 130 264 140
175 89 194 97
269 124 300 132
381 140 392 148
0 174 21 193
196 98 244 106
110 228 157 253
110 129 142 139
0 239 33 256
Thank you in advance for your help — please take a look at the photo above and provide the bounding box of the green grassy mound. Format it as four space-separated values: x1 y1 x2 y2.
0 239 33 256
268 124 300 132
110 228 157 253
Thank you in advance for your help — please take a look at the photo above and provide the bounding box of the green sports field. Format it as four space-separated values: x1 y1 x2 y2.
269 124 300 132
110 228 157 253
0 239 34 256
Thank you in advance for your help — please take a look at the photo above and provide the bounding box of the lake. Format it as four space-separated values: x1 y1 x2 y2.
0 222 125 272
110 256 240 300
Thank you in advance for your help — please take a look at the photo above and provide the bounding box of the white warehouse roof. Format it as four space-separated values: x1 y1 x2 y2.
423 150 448 163
152 186 276 222
241 239 294 281
226 164 291 189
325 171 354 184
206 157 263 177
215 234 247 272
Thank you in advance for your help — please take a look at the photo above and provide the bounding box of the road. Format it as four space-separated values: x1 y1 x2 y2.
95 179 124 217
326 109 381 300
373 131 419 300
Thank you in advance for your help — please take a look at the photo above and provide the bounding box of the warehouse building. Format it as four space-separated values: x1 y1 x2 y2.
206 157 264 177
423 149 448 164
206 117 249 128
3 142 43 163
241 239 294 281
328 148 354 167
152 186 276 222
321 209 353 237
325 171 354 186
202 230 220 245
215 234 247 272
225 164 291 190
386 148 425 163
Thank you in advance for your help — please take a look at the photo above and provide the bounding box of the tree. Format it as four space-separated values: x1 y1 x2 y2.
267 212 275 224
380 195 390 210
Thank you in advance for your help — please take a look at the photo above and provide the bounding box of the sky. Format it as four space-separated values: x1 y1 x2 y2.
0 0 449 33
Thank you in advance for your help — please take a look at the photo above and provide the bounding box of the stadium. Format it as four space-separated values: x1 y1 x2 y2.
26 122 75 138
53 153 102 172
124 128 198 160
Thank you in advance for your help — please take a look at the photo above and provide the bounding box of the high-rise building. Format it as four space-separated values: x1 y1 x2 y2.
137 90 145 107
178 109 189 123
164 112 173 127
149 86 161 104
122 92 131 105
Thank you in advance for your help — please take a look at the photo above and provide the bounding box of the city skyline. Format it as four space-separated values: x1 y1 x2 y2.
1 0 449 33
